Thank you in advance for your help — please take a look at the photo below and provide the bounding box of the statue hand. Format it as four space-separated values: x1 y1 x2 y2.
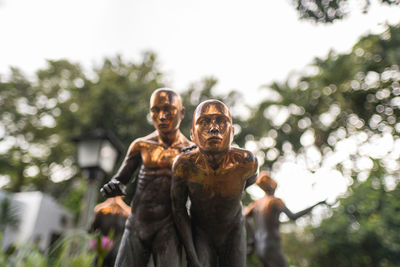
100 179 127 198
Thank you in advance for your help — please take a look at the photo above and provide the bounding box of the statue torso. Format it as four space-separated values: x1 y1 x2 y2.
178 148 257 239
129 131 190 240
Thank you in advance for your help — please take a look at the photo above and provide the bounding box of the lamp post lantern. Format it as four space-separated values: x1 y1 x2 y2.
73 129 122 229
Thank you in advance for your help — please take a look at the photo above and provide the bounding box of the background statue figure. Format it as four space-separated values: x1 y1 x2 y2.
90 196 131 267
100 88 190 267
245 171 327 267
172 99 258 267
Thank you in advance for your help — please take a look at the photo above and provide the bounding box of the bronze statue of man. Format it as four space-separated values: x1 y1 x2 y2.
90 196 131 267
100 88 191 267
245 171 326 267
171 99 258 267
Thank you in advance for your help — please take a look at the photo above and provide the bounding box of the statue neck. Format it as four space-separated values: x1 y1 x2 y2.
158 129 180 147
201 150 228 170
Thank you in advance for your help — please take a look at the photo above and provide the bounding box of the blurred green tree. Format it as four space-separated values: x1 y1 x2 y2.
244 23 400 175
244 23 400 266
291 160 400 267
0 52 166 217
291 0 399 23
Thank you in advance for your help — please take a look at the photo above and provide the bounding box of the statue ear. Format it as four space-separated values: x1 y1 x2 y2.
190 128 194 141
230 125 234 143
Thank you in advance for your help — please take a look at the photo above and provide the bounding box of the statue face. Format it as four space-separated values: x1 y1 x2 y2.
150 89 184 134
191 100 233 153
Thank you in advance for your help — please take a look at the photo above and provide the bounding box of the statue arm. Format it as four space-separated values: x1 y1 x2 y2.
101 141 141 197
245 172 257 188
244 153 258 188
171 162 201 267
112 141 142 184
282 200 326 221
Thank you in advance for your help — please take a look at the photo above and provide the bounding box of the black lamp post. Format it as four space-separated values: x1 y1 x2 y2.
73 129 122 229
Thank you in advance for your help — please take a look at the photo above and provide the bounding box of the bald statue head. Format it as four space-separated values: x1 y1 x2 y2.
191 100 234 153
256 171 277 195
150 88 185 134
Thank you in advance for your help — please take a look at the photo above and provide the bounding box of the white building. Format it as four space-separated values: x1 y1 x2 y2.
1 191 73 251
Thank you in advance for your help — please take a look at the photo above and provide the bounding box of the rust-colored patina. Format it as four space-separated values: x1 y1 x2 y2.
101 88 190 267
94 196 131 217
172 99 258 267
90 197 131 267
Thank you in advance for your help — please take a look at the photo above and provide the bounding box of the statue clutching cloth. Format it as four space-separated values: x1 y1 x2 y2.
100 88 191 267
171 100 258 267
245 171 327 267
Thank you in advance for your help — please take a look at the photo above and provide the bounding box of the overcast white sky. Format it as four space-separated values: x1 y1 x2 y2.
1 0 399 101
1 0 399 215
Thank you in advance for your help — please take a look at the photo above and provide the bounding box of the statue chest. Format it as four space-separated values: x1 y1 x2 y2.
141 145 181 168
188 167 247 198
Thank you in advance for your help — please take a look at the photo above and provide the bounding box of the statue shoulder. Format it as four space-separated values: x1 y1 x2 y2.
125 132 158 155
230 147 257 165
141 131 159 142
130 131 159 147
270 197 285 209
229 148 258 178
172 148 198 177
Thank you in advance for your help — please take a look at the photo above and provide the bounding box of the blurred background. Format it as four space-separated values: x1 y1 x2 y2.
0 0 400 266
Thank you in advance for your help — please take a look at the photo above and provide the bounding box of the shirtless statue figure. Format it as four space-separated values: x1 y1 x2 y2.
90 197 131 267
100 88 191 267
171 99 258 267
245 171 326 267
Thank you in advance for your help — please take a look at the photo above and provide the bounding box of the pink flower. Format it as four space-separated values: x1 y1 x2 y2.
90 235 115 267
101 236 114 251
90 235 114 254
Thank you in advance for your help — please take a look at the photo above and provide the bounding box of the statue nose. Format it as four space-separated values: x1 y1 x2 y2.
209 123 219 134
159 112 167 121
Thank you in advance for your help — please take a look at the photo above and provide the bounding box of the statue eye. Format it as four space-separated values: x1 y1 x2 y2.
198 117 210 126
162 105 176 114
216 116 227 125
151 107 160 113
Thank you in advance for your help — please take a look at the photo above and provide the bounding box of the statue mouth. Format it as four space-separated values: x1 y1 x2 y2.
207 136 222 142
158 123 170 128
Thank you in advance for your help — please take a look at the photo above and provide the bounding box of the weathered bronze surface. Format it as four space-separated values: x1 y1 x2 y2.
91 196 131 234
172 100 258 267
245 171 326 267
90 197 131 267
100 88 190 267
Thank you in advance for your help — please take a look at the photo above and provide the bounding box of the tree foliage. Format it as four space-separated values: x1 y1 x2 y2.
255 23 400 266
0 53 167 215
292 0 399 23
244 24 400 177
289 160 400 267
